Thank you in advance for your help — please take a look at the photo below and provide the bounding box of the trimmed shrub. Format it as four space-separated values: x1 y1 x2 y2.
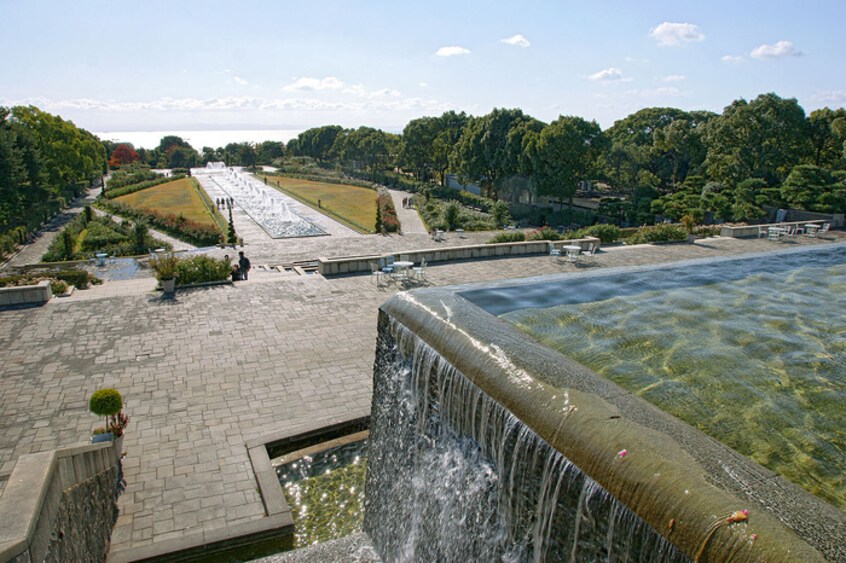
50 280 68 295
627 223 687 245
103 175 186 199
174 255 231 285
96 199 222 246
89 388 123 417
486 231 526 244
526 226 560 241
580 224 621 244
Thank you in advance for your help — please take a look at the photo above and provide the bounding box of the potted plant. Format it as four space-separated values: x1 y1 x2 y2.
89 388 129 461
680 214 697 243
150 252 179 293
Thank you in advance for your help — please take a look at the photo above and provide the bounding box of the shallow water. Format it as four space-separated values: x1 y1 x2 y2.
276 440 368 547
500 250 846 511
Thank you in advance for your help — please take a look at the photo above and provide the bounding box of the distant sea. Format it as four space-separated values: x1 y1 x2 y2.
93 129 303 150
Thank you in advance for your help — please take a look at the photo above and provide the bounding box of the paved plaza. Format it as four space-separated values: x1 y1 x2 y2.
1 195 843 559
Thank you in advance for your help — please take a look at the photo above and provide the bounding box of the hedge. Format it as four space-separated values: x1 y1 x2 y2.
174 255 231 285
103 175 186 199
96 199 223 247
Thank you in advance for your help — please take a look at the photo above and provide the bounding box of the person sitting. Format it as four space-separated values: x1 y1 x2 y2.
231 264 242 281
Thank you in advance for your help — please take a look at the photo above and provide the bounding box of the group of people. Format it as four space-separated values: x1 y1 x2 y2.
401 197 415 209
224 251 251 281
216 197 234 210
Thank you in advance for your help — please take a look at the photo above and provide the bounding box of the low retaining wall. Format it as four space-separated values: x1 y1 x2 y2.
0 280 52 307
317 237 601 276
0 442 119 562
720 220 827 239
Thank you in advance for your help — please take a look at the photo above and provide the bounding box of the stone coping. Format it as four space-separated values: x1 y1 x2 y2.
317 237 601 276
0 442 116 562
720 220 825 239
108 413 369 563
380 255 845 561
0 279 52 307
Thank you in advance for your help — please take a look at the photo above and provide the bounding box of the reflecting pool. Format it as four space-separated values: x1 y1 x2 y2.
276 439 368 547
488 245 846 510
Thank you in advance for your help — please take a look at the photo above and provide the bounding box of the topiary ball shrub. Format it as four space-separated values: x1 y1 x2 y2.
89 388 123 417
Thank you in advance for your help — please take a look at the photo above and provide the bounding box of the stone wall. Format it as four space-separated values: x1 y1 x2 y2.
0 279 52 307
317 237 601 276
0 442 119 563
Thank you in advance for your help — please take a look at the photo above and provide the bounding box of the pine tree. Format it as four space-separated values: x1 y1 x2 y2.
227 207 238 245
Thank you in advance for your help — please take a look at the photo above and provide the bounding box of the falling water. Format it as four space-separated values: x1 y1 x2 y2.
364 318 686 562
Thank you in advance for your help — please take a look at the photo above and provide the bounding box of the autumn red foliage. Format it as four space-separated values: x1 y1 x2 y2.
108 144 140 168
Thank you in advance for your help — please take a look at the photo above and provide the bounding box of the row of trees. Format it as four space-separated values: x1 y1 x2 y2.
287 93 846 224
104 137 286 170
1 106 106 243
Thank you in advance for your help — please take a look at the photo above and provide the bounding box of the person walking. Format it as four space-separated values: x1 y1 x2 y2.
238 251 251 281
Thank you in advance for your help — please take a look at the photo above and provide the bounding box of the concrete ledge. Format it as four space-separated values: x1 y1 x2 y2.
720 220 824 239
0 279 52 307
317 237 601 276
0 442 117 562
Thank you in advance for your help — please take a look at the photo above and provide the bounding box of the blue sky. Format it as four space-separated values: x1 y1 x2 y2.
2 0 844 135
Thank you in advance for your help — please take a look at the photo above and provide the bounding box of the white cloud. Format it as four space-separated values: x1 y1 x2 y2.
233 76 248 86
649 22 705 47
750 40 804 59
281 76 344 92
419 82 429 88
587 67 629 82
435 46 471 57
342 84 401 99
721 55 744 64
661 74 686 82
809 90 846 104
500 34 530 48
624 56 650 64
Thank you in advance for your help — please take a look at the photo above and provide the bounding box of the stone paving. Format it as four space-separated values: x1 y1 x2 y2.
0 223 842 558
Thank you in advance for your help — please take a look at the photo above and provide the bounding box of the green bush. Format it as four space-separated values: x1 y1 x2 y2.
50 280 68 295
174 255 231 285
580 224 621 244
526 226 560 241
486 231 526 244
89 388 123 417
106 168 159 191
103 175 186 199
51 269 96 289
627 223 687 245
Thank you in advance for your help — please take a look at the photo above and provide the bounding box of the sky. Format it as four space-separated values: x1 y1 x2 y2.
2 0 845 143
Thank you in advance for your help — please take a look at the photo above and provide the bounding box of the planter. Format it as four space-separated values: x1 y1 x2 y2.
686 234 697 243
161 278 176 293
113 434 124 463
91 432 113 444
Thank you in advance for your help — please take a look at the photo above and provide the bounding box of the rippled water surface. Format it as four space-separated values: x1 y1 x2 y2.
499 248 846 510
276 440 367 547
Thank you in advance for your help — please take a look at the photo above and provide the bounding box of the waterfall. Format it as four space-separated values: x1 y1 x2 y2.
364 318 687 562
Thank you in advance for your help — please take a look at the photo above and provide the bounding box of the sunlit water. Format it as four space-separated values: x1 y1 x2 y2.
497 247 846 511
276 440 367 547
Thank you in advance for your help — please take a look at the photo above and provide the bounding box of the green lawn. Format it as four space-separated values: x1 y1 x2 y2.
115 178 219 227
263 176 376 233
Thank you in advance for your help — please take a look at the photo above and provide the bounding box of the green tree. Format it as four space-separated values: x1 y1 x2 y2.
781 164 845 212
732 178 768 222
530 116 607 212
806 108 846 169
704 93 809 186
452 108 541 199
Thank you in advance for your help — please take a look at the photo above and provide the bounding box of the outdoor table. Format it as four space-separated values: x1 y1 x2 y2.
435 230 445 242
95 253 108 266
392 261 414 281
456 228 465 238
560 245 581 262
805 224 821 237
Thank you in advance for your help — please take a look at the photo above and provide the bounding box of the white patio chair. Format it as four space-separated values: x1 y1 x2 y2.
370 261 384 286
412 258 427 283
819 223 831 236
581 243 597 263
548 242 561 258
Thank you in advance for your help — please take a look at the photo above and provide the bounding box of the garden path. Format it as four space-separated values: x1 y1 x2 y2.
1 188 100 270
387 189 428 235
